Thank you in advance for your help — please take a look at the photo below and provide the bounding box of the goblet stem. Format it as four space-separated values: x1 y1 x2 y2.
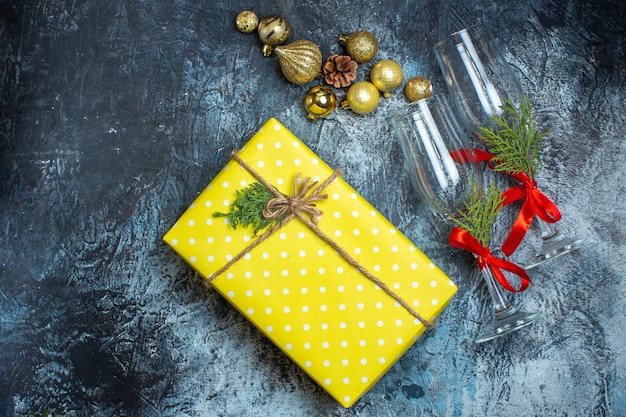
474 262 543 344
523 218 591 270
481 264 510 314
538 217 557 239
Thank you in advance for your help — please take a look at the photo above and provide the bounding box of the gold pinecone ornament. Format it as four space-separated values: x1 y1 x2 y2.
323 55 358 88
274 40 323 85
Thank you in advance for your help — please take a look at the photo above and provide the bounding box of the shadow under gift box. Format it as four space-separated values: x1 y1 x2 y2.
163 118 457 407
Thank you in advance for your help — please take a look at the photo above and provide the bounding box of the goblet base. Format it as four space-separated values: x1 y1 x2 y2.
474 307 544 344
524 232 591 270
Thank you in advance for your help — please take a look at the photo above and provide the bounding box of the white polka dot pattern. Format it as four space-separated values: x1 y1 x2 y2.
163 118 457 408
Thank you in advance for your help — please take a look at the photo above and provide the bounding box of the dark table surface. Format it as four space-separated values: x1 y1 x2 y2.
1 0 625 416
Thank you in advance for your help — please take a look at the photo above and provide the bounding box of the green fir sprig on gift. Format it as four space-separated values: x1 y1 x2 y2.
214 182 287 235
451 181 505 247
28 411 62 417
478 95 548 180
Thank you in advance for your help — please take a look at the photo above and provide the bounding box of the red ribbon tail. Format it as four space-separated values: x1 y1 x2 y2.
530 189 562 224
502 198 536 257
500 186 526 207
450 148 495 164
490 266 519 292
473 148 497 163
450 149 475 164
489 261 532 293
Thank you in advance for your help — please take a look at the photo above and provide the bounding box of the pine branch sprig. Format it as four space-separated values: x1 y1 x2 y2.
214 182 286 235
478 95 548 180
28 412 62 417
451 181 505 247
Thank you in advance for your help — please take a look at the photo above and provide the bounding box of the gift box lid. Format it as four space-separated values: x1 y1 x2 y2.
164 118 457 407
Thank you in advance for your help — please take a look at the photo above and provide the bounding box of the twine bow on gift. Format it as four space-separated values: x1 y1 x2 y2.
209 151 434 327
450 148 561 256
448 227 532 293
262 174 326 224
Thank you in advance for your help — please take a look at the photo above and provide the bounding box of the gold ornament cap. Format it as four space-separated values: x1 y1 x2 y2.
341 81 380 115
370 59 404 98
338 30 379 63
303 85 337 121
404 76 432 102
258 15 291 56
235 10 259 33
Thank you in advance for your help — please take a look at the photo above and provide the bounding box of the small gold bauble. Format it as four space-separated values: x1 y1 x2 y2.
404 76 433 102
235 10 258 33
341 81 380 115
338 30 379 63
370 59 404 98
258 15 291 56
303 85 337 121
274 40 322 85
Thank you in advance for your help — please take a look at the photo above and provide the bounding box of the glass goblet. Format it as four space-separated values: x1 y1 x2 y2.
391 94 543 343
433 23 589 269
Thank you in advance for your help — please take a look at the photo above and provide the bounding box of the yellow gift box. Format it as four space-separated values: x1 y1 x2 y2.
164 118 457 407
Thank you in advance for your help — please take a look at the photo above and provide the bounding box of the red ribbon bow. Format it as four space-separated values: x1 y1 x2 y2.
450 148 561 256
499 170 561 256
448 227 532 292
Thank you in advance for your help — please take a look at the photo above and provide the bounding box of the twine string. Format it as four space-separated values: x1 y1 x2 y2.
208 151 433 327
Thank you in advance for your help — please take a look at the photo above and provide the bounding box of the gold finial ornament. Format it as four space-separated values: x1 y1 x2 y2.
370 59 404 98
235 11 259 33
404 76 433 102
338 30 379 63
341 81 380 115
258 15 291 56
274 40 323 85
303 85 337 121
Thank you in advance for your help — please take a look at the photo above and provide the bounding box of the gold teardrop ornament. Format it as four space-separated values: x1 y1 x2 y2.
370 59 404 98
338 30 379 63
274 40 323 85
404 76 432 102
258 15 291 56
341 81 380 115
303 85 337 121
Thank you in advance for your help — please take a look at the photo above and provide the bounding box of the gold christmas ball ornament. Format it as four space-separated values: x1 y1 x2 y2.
258 15 291 56
404 76 432 102
341 81 380 115
303 85 337 121
274 40 322 85
370 59 404 98
338 30 379 63
235 10 258 33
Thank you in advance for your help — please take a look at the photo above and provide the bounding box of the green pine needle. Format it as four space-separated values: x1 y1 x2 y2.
478 95 548 180
451 181 505 247
214 182 286 235
28 412 61 417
